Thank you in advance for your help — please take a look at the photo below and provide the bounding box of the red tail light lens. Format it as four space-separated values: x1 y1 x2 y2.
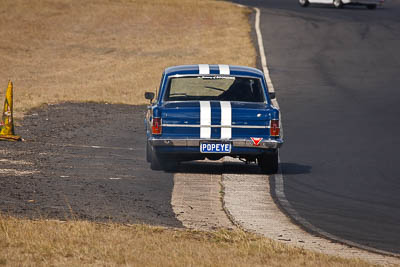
152 117 162 135
270 119 280 137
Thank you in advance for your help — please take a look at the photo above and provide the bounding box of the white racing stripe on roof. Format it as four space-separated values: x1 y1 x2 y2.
218 64 230 75
220 101 232 139
200 101 211 138
199 64 210 75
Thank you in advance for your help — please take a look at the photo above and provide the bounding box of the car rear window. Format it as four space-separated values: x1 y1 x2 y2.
164 76 265 102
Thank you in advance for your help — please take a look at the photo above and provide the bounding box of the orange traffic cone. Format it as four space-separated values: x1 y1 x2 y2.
0 81 21 141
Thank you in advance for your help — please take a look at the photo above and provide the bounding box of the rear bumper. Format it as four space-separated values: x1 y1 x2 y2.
149 138 283 150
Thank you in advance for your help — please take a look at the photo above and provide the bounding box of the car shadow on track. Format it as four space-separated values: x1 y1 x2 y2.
164 159 261 175
166 159 312 175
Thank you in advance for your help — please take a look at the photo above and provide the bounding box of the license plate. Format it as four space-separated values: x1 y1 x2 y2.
200 143 231 153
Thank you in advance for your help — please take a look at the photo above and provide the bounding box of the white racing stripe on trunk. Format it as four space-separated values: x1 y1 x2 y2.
200 101 211 138
218 64 230 75
199 64 210 75
220 101 232 139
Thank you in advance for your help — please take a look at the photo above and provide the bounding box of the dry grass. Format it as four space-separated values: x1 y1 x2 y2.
0 215 375 267
0 0 255 117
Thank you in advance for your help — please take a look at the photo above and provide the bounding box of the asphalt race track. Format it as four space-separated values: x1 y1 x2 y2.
232 0 400 255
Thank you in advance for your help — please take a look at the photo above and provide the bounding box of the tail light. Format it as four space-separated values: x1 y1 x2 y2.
270 119 280 137
152 117 162 135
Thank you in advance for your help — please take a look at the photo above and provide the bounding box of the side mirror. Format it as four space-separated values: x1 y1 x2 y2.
144 92 155 103
269 92 276 100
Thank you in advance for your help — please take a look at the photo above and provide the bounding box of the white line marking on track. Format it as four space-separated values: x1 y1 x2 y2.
0 159 33 165
34 142 134 151
255 8 275 94
0 169 38 176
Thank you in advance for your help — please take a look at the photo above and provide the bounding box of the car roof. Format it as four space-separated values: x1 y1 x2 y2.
164 64 264 79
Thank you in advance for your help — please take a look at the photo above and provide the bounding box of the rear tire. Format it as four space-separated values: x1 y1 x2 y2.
146 140 151 163
333 0 343 8
299 0 309 7
258 150 279 174
150 146 162 170
150 147 178 171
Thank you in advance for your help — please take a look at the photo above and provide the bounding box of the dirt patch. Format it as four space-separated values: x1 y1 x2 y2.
0 102 182 227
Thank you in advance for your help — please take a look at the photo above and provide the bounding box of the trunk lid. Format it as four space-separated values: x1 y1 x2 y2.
160 101 278 139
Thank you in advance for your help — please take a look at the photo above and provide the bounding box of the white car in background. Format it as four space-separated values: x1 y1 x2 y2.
299 0 384 9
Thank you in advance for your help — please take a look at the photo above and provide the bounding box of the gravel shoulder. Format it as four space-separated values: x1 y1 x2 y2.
0 103 181 227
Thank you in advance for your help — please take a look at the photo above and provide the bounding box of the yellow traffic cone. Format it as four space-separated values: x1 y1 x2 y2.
0 81 21 141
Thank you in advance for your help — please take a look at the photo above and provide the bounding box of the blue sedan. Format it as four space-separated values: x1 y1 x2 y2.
144 64 283 173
